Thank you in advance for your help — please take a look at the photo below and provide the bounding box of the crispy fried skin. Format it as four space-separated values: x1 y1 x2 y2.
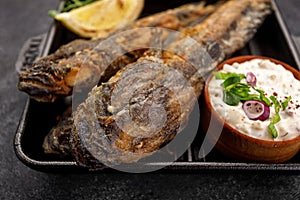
18 2 217 102
71 0 272 168
41 1 220 156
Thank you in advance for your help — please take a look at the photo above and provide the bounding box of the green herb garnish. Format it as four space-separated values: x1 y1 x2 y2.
62 0 97 12
268 123 278 138
268 96 282 138
270 95 281 113
214 72 255 105
223 90 240 106
213 72 245 80
281 96 292 111
49 0 98 17
255 88 271 106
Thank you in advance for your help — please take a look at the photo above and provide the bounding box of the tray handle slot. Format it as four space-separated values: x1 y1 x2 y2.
15 34 47 75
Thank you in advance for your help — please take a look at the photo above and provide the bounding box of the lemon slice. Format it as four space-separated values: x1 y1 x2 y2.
55 0 144 38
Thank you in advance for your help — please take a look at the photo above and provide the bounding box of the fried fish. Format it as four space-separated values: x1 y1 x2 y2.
18 2 218 102
70 0 272 168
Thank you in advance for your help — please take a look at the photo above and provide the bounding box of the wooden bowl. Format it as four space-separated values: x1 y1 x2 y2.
201 55 300 163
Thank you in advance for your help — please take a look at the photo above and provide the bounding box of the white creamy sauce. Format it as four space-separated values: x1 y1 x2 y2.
208 59 300 141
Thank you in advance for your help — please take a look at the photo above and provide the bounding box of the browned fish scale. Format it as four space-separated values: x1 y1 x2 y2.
18 2 218 102
71 0 272 168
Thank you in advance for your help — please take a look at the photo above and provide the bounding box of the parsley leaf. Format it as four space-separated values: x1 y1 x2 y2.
221 76 242 88
213 72 245 80
223 90 240 106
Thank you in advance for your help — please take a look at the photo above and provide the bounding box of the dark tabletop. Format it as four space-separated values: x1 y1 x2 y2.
1 0 300 199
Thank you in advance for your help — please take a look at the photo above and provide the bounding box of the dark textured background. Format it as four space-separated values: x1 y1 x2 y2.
0 0 299 199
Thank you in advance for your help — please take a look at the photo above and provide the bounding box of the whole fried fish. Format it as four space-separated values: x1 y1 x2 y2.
18 2 218 102
42 1 221 155
70 0 272 168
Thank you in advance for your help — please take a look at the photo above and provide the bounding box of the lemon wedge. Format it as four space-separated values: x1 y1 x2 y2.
55 0 144 38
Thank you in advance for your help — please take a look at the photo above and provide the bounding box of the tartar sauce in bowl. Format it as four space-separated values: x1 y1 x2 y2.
208 58 300 141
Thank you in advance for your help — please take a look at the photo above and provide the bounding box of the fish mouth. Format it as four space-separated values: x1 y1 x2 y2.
18 74 70 102
18 81 58 102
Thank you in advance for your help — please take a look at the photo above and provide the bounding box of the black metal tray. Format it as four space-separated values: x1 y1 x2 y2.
14 0 300 173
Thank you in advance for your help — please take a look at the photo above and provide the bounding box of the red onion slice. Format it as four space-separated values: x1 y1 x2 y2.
242 100 270 121
246 72 257 87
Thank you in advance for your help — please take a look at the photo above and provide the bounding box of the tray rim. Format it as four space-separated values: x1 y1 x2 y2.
273 0 300 70
14 0 300 173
